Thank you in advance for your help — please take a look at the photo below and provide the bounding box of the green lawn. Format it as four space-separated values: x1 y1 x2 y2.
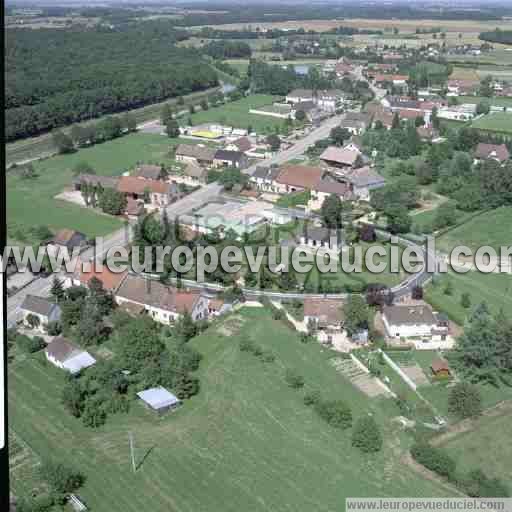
439 411 512 484
9 308 449 511
471 112 512 134
7 133 189 245
459 95 512 108
436 207 512 252
184 94 287 133
425 271 512 325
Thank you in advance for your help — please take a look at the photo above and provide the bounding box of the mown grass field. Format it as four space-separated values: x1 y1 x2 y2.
184 94 287 133
458 95 512 108
425 271 512 326
9 308 449 512
436 207 512 252
471 112 512 134
7 133 190 245
439 410 512 484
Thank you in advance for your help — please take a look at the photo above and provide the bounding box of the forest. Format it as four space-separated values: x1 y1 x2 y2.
5 22 219 140
479 29 512 45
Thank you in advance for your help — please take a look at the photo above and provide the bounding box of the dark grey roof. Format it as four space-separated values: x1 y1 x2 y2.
21 294 59 316
295 101 316 112
176 144 217 161
345 167 386 188
304 226 343 242
134 165 162 180
253 165 280 180
73 174 119 188
383 305 437 326
214 149 245 162
45 336 80 362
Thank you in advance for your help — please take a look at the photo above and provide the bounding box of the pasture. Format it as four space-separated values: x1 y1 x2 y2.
471 112 512 134
7 133 188 245
184 94 286 133
8 308 449 512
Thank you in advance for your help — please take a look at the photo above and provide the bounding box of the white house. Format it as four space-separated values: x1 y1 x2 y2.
286 89 315 104
20 295 62 332
382 304 449 340
45 337 96 374
299 226 344 252
250 165 281 193
115 274 209 324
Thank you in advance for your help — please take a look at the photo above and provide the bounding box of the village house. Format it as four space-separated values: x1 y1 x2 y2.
67 262 128 293
20 295 62 332
309 179 351 210
285 88 315 104
45 336 96 374
319 146 361 169
114 274 209 324
372 111 395 130
299 226 344 252
474 143 510 165
315 89 345 112
207 298 233 318
437 104 476 122
382 304 449 341
73 174 120 192
133 164 163 181
225 136 254 154
45 229 87 257
304 298 345 344
117 176 177 208
373 74 409 87
335 60 355 77
183 162 208 185
213 149 249 169
250 165 281 193
274 165 324 194
125 197 145 220
338 113 372 135
335 166 386 201
175 144 217 167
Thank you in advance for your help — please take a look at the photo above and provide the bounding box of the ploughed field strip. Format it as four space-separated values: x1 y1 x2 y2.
330 358 392 398
386 352 430 387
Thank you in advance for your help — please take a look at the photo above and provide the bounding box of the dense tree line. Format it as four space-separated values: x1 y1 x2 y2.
479 29 512 45
204 40 252 59
5 22 218 140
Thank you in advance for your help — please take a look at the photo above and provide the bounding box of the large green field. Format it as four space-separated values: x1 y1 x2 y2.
439 410 512 484
471 112 512 134
425 271 512 325
459 95 512 108
7 133 191 245
9 308 449 511
436 207 512 252
184 94 287 133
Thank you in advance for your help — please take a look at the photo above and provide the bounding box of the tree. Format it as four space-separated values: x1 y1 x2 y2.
200 98 209 111
320 194 343 229
352 415 383 453
295 109 306 122
77 301 104 346
26 313 40 330
330 126 350 146
431 106 440 130
72 161 95 176
358 223 376 242
476 100 490 116
266 134 281 152
344 295 369 337
412 285 423 300
285 368 305 389
98 187 127 215
189 104 195 114
81 399 107 428
448 382 482 419
39 459 84 504
391 112 400 130
384 204 411 234
62 380 85 418
161 104 174 125
218 167 248 191
50 276 65 302
71 124 90 147
410 441 456 479
314 399 352 429
165 118 180 138
52 130 74 154
122 113 137 133
460 292 472 309
479 75 493 98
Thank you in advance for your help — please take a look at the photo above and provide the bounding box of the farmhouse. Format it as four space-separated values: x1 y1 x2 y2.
73 174 120 192
133 164 163 180
338 113 371 135
226 136 253 153
45 337 96 374
274 165 324 193
117 176 176 208
286 89 315 104
137 386 180 415
115 274 209 324
309 179 351 210
46 229 87 256
382 304 449 340
175 144 217 167
319 146 360 168
183 162 208 185
250 165 281 193
474 143 510 164
20 295 62 331
304 298 345 331
337 166 386 201
213 149 249 169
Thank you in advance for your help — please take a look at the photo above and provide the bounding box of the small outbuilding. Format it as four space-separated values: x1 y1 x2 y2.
430 358 451 378
137 386 180 415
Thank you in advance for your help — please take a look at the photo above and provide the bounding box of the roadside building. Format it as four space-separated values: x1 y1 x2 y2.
299 226 344 252
175 144 217 167
250 165 281 193
274 165 324 194
133 164 163 180
382 304 449 340
319 146 360 169
117 176 176 208
304 298 345 341
20 295 62 332
213 149 249 169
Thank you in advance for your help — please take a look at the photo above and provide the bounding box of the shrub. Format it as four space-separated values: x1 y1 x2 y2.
303 390 321 406
410 441 456 479
458 468 510 497
17 334 46 353
285 368 305 389
448 382 482 419
261 351 275 363
314 399 352 429
239 338 254 352
352 416 383 453
46 321 62 336
272 308 284 321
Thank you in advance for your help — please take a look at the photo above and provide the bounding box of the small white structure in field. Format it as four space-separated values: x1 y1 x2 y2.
137 386 180 415
45 337 96 374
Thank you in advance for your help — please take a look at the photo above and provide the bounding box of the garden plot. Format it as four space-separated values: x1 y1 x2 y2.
385 351 430 387
330 358 392 398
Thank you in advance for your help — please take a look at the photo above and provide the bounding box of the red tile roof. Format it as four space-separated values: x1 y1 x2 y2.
276 165 324 190
77 262 128 292
475 143 510 163
117 176 170 195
